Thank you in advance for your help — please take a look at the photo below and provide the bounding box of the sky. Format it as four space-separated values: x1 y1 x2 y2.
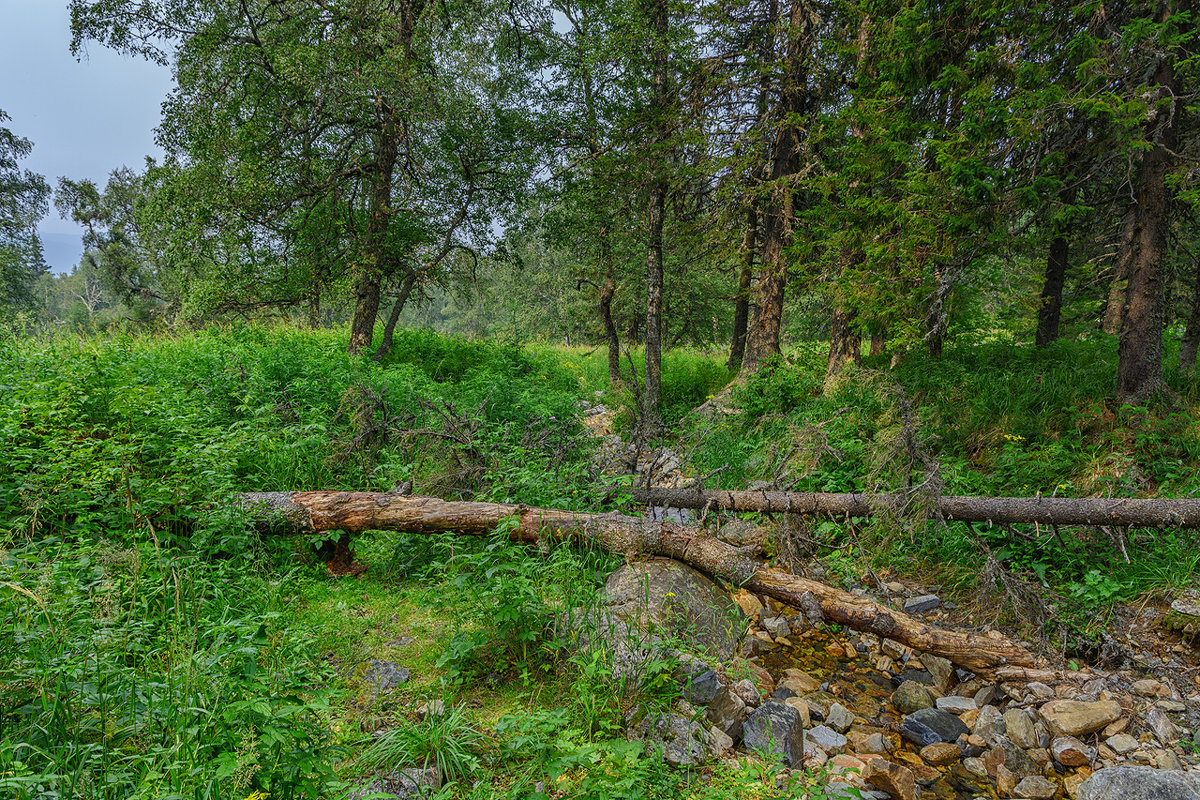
1 1 173 273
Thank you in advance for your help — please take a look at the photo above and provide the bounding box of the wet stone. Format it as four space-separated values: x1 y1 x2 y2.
892 681 936 715
805 724 848 755
1013 775 1057 799
901 707 969 746
826 702 855 734
1052 735 1096 767
743 702 805 767
920 742 962 767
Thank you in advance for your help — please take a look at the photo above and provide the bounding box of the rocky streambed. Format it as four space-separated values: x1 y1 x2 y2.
605 558 1200 800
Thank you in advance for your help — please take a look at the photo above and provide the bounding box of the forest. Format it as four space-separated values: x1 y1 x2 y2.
4 1 1200 799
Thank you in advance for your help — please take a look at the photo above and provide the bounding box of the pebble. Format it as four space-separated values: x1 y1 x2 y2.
936 695 977 713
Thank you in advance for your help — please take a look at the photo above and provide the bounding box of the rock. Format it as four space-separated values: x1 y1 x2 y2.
862 759 916 800
936 696 977 714
1171 589 1200 617
1038 699 1123 738
731 679 762 708
919 742 961 766
903 594 941 614
1148 707 1182 744
349 766 440 800
805 724 848 755
604 559 742 661
984 738 1040 782
1104 732 1139 754
850 730 892 755
1052 735 1096 766
780 668 822 693
1004 708 1038 749
627 706 712 767
709 725 734 757
923 654 956 694
973 705 1006 742
827 703 855 734
974 684 1000 707
415 700 445 720
1013 775 1058 799
784 697 812 727
707 685 749 742
1132 679 1164 697
681 669 724 706
798 591 825 624
1157 749 1184 771
962 756 988 777
901 708 969 746
892 681 936 714
1077 764 1200 800
362 660 411 692
743 702 805 766
761 615 791 639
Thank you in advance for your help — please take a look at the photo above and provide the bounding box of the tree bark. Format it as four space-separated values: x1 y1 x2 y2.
825 306 861 383
642 0 669 433
348 119 401 355
1035 234 1069 347
599 230 621 385
632 485 1200 529
1114 0 1185 402
727 204 756 371
372 272 418 361
1180 257 1200 375
240 491 1034 674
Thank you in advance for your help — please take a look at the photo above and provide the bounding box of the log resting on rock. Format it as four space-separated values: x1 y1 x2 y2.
240 491 1034 674
631 486 1200 529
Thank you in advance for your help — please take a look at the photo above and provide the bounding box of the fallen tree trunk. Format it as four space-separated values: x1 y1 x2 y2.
241 491 1034 674
632 486 1200 529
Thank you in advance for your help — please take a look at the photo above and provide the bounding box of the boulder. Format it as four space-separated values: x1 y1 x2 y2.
892 681 936 714
1003 708 1037 749
1052 735 1096 767
604 558 743 661
826 703 855 734
1078 765 1200 800
626 706 712 767
901 708 969 746
681 669 724 706
862 758 916 800
805 724 848 756
743 702 805 766
1037 699 1122 738
1012 775 1057 799
919 742 961 767
707 685 749 742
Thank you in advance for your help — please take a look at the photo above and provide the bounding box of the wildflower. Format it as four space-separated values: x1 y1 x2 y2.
243 793 269 800
1002 433 1026 442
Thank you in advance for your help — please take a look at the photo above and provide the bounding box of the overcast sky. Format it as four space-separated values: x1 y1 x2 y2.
1 1 173 272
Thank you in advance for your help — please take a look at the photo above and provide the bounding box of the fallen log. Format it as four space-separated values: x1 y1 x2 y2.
632 486 1200 529
241 491 1035 675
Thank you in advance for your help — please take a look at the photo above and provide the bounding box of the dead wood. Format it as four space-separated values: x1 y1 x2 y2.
240 491 1035 675
632 486 1200 529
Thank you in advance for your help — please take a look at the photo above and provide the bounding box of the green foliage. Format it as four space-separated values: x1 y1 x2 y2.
359 704 485 786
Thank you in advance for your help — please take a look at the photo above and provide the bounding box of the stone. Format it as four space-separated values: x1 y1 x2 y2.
761 615 791 639
708 725 734 758
626 706 712 767
903 594 941 614
1052 735 1096 766
962 756 987 777
604 559 742 662
805 724 848 755
743 702 805 766
1038 699 1123 738
349 766 440 800
731 678 762 708
892 681 936 714
797 591 824 624
1013 775 1058 799
1132 679 1164 697
681 669 724 706
973 705 1006 742
784 697 812 727
826 702 855 734
974 685 1000 707
780 668 821 693
1156 749 1184 771
901 708 969 746
850 730 892 755
1004 708 1038 749
936 696 977 713
706 685 748 742
862 759 916 800
1148 707 1182 745
984 738 1040 782
362 660 411 692
923 653 956 693
1104 732 1139 754
1077 764 1200 800
919 742 961 766
415 700 445 720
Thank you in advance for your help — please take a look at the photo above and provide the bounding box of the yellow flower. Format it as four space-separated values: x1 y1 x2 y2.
243 792 269 800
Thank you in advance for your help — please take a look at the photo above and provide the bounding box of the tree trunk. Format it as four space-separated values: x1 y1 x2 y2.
372 272 418 362
1180 258 1200 375
1102 212 1137 336
644 179 666 432
738 0 812 378
599 230 621 385
240 491 1034 674
1116 2 1182 403
632 485 1200 529
348 124 400 356
1035 234 1069 347
870 329 886 357
727 204 756 371
825 306 861 383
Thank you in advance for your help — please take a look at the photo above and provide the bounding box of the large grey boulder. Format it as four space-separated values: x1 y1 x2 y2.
1078 765 1200 800
742 702 805 766
626 705 713 767
603 558 743 661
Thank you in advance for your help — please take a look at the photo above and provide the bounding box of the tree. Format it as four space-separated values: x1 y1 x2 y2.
71 0 538 353
0 109 50 314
